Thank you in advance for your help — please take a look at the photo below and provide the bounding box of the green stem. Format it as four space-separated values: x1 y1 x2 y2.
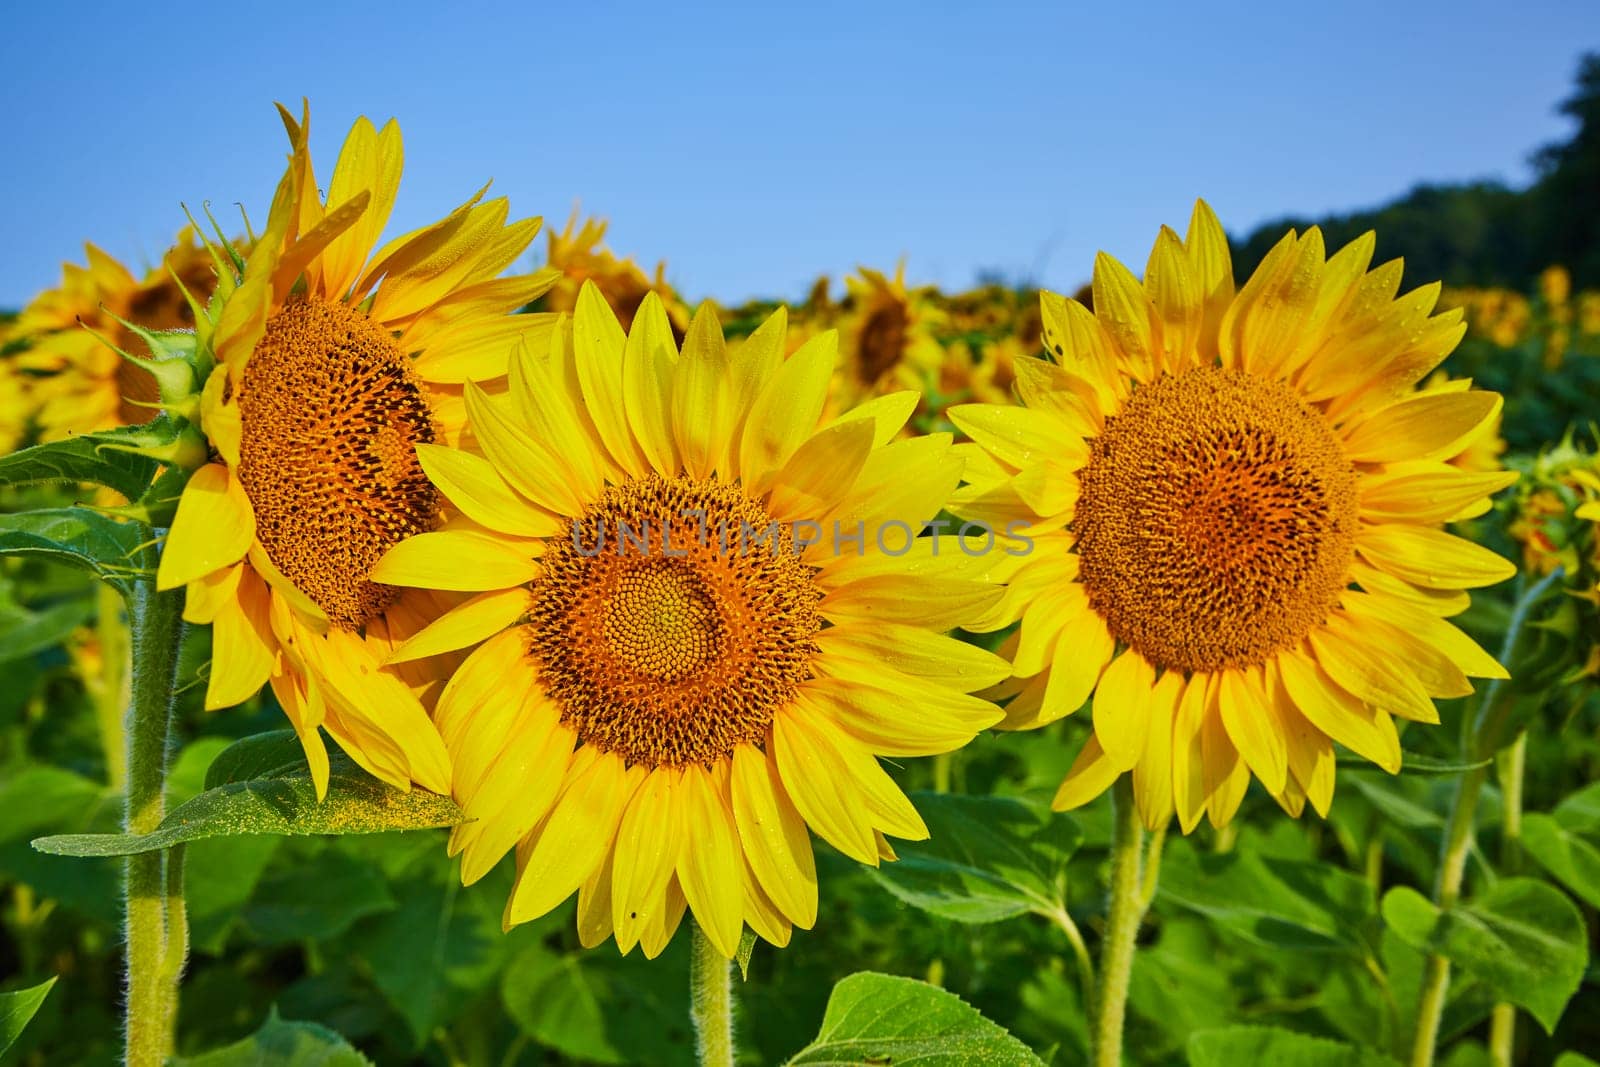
1048 906 1097 1017
94 581 129 789
1410 569 1561 1067
689 921 734 1067
1092 777 1149 1067
123 562 184 1067
932 751 953 794
1488 733 1527 1067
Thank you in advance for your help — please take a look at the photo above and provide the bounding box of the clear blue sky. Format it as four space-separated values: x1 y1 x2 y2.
0 1 1592 309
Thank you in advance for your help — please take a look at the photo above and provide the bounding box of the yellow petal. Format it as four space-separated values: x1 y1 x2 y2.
1052 734 1120 811
574 281 650 479
1357 524 1516 589
730 744 818 929
1093 649 1156 771
622 292 680 478
1279 650 1401 773
370 528 540 591
1131 669 1182 830
505 753 642 928
1170 674 1211 834
737 330 835 491
672 304 733 481
157 463 254 590
1217 668 1288 794
612 768 685 954
204 566 276 710
415 443 557 538
1341 391 1503 464
387 586 530 664
675 765 744 959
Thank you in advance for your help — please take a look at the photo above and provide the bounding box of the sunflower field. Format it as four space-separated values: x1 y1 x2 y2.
2 69 1600 1067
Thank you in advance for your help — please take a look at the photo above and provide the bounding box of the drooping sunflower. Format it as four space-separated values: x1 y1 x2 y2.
369 283 1006 957
950 201 1517 831
154 104 557 796
835 264 947 410
10 234 222 439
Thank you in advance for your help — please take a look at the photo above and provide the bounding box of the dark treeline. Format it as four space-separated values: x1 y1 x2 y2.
1234 52 1600 291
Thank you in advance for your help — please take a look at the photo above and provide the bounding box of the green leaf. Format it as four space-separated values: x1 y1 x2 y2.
0 508 147 597
0 595 94 663
204 731 318 789
785 972 1044 1065
1159 840 1374 954
735 927 757 981
1554 1054 1600 1067
1553 781 1600 836
172 1007 372 1066
1187 1025 1403 1066
1382 879 1587 1032
500 940 694 1066
1337 752 1493 775
1523 813 1600 908
31 734 463 857
0 977 57 1057
0 431 158 500
869 793 1081 924
242 851 396 944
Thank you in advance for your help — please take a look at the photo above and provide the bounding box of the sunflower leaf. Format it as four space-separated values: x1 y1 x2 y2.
0 976 57 1058
171 1007 371 1066
1381 879 1587 1032
1335 751 1493 775
0 421 175 499
0 508 147 598
31 734 464 857
784 972 1043 1066
867 793 1081 925
1521 814 1600 909
1187 1025 1403 1066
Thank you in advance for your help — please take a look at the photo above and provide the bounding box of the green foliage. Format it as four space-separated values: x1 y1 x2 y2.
869 792 1080 924
1187 1026 1404 1067
0 978 56 1057
0 507 148 598
31 731 463 858
1382 880 1588 1032
784 972 1045 1066
171 1009 372 1066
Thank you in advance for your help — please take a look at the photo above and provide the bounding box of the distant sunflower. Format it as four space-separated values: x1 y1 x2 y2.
939 335 1029 406
951 201 1517 831
154 104 556 797
0 359 26 455
370 284 1004 957
836 264 946 409
11 234 221 438
543 210 690 336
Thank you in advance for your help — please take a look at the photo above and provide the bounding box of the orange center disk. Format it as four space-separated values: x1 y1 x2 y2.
527 476 822 768
1074 366 1359 674
236 297 440 630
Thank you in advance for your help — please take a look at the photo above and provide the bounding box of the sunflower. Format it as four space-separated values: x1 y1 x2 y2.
835 264 947 410
949 201 1517 831
10 234 222 439
543 210 690 336
368 284 1006 957
0 358 26 455
939 335 1031 406
152 103 557 797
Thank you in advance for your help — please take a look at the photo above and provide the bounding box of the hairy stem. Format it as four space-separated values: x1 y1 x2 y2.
123 566 184 1067
690 922 734 1067
1092 777 1149 1067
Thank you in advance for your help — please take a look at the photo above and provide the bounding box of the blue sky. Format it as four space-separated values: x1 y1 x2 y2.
0 1 1592 309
